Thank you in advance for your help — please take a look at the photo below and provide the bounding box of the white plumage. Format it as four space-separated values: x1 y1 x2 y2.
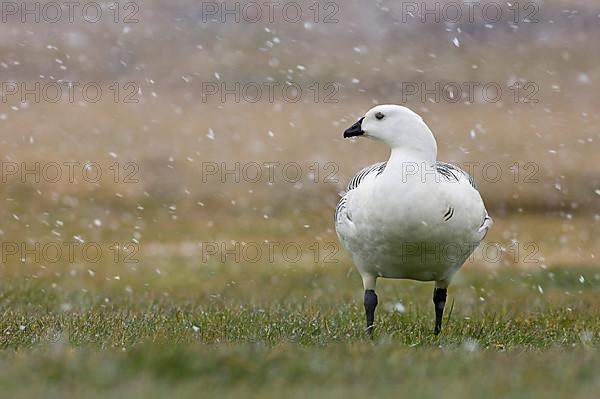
335 104 492 335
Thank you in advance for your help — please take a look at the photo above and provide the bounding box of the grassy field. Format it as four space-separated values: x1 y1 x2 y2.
0 211 598 398
1 1 599 396
0 266 598 398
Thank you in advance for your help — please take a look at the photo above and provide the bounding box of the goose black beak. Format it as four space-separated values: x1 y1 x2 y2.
344 117 365 138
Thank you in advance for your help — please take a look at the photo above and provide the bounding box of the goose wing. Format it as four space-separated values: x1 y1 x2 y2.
335 162 386 224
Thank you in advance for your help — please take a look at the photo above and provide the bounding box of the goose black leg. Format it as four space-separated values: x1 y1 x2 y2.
433 287 447 335
364 289 378 336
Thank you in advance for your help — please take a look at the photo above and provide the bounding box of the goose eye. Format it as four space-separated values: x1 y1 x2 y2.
375 112 384 120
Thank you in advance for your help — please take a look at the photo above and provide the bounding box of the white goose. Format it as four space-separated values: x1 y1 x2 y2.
335 105 492 335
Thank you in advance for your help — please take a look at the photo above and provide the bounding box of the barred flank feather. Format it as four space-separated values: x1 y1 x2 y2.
347 162 387 191
335 162 387 224
435 162 478 190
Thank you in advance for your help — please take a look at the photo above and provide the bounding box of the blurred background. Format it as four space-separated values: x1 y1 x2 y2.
0 0 599 278
0 2 599 396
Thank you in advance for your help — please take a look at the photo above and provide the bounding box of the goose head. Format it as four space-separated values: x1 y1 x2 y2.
344 104 438 161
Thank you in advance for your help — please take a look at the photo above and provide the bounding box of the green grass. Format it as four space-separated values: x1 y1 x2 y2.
0 261 598 398
0 205 597 398
1 344 599 399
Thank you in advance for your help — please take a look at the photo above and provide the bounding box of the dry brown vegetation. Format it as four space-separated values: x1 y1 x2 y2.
0 1 598 216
